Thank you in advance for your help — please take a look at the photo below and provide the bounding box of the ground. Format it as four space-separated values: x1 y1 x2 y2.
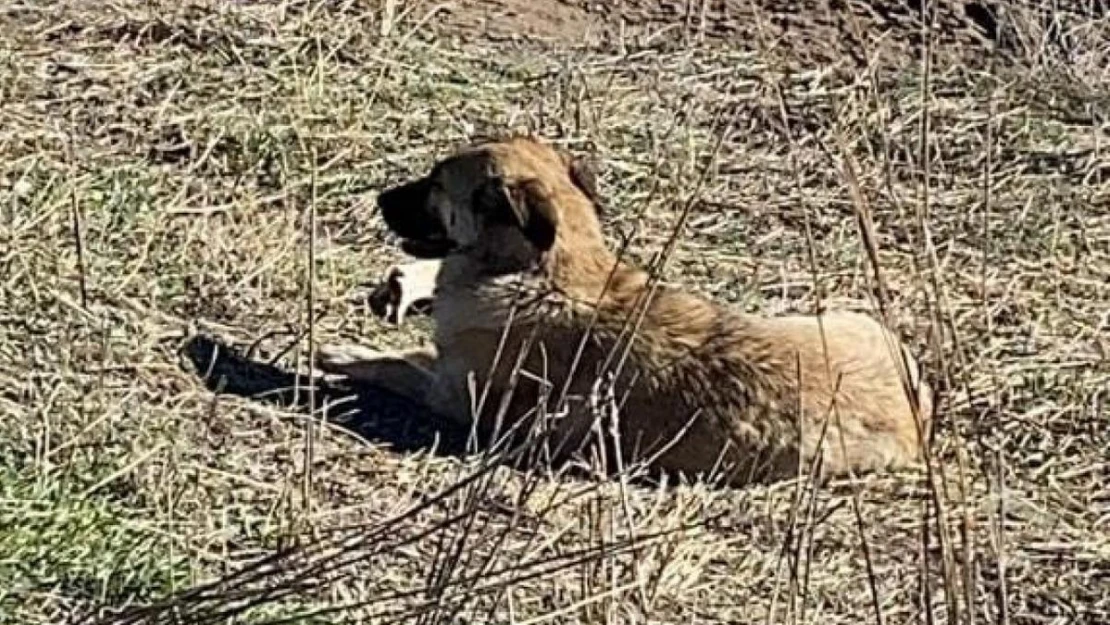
0 0 1107 623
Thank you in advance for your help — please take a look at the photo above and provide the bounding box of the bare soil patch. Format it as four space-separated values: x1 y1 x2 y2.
420 0 1073 69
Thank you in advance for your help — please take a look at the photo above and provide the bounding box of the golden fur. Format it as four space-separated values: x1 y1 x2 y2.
318 137 933 485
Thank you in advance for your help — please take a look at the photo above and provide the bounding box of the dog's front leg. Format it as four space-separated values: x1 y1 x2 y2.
367 259 442 325
316 343 437 402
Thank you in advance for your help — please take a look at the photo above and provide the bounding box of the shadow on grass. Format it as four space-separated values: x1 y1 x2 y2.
180 334 469 457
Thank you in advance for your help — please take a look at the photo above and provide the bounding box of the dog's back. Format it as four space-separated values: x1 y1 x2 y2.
433 255 932 484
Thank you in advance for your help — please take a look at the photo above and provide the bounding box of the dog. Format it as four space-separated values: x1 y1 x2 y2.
318 136 933 485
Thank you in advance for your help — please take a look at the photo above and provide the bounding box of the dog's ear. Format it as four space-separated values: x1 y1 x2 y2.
558 150 602 215
475 177 558 251
567 155 600 206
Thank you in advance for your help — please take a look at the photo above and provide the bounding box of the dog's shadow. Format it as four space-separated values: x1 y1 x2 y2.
181 334 469 456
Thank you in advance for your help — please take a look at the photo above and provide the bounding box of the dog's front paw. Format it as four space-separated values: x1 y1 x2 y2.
315 343 385 376
365 260 441 326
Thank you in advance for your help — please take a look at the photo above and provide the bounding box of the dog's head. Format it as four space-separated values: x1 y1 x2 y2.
377 137 602 268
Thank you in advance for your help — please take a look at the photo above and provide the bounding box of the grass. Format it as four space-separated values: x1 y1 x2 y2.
1 0 1107 623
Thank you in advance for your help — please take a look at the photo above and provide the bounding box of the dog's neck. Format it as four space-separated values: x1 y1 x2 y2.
440 224 759 375
546 233 755 344
464 225 542 276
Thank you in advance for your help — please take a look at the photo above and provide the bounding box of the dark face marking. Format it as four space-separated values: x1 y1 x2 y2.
376 177 453 258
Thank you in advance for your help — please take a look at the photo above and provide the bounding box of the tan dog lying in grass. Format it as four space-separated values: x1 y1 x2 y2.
318 136 933 485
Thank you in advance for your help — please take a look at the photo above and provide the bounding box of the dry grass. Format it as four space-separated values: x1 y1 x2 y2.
1 0 1107 623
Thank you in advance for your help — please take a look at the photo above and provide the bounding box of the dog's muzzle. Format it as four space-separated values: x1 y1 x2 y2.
377 178 455 258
